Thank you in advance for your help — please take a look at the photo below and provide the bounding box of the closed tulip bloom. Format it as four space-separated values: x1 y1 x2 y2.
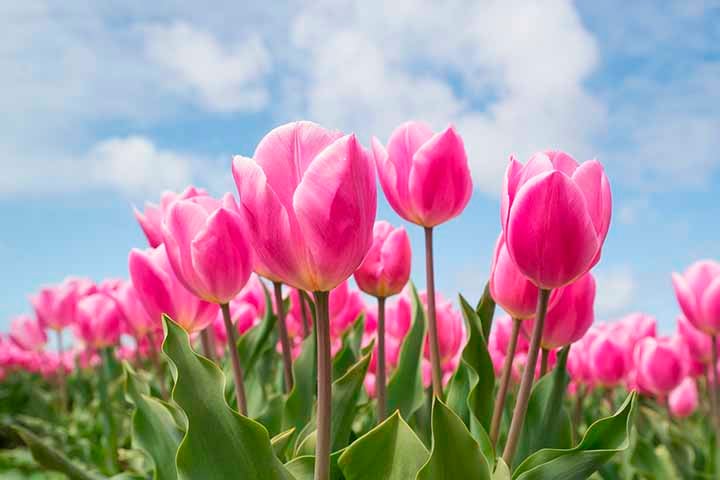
672 260 720 335
588 333 626 386
128 244 218 333
30 283 78 331
490 235 544 320
634 336 686 395
501 151 611 289
9 315 47 352
232 121 377 293
162 193 253 304
523 272 596 350
354 221 411 298
134 186 208 248
669 377 699 418
113 281 159 338
372 122 472 227
677 314 717 365
74 293 123 349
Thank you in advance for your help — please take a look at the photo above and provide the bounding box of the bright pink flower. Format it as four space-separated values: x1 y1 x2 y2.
501 151 611 289
372 122 472 227
74 293 123 349
128 244 218 333
134 186 209 248
668 377 698 418
329 280 366 338
232 121 377 292
162 193 253 304
672 260 720 335
113 280 160 338
489 235 543 320
588 332 626 387
677 314 717 365
634 336 686 395
488 314 529 358
30 283 78 331
354 221 411 298
9 315 47 352
567 328 599 386
523 273 595 350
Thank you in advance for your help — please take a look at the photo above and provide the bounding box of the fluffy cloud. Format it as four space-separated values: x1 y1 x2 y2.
594 266 636 317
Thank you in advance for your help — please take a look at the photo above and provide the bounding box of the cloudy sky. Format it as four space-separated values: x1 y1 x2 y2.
2 0 719 332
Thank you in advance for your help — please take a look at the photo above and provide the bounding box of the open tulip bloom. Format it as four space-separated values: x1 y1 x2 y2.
9 121 720 480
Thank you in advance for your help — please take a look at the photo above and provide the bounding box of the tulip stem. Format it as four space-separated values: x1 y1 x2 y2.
503 288 551 467
298 289 311 338
99 348 120 474
424 227 443 397
540 348 549 377
572 383 586 442
313 291 331 480
711 336 720 441
490 317 521 447
200 329 215 362
220 303 248 415
56 330 67 414
376 296 388 422
274 282 295 392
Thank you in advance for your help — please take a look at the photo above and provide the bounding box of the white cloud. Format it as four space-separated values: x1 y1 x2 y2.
142 21 272 112
594 266 636 317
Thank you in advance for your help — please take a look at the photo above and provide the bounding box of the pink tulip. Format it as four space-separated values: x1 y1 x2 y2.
9 315 47 352
677 314 717 365
634 336 686 395
490 235 546 320
489 314 530 357
128 244 218 333
588 332 626 387
30 283 77 331
501 151 611 289
354 221 411 298
113 280 160 338
672 260 720 335
523 273 596 350
74 293 123 349
668 377 698 417
134 186 208 247
232 121 377 292
372 121 472 227
328 280 366 338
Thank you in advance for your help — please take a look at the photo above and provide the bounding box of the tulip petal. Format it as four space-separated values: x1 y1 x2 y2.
162 200 211 297
506 170 599 289
500 155 524 232
571 160 612 243
294 134 377 291
672 272 700 329
379 226 412 296
545 150 579 175
700 276 720 335
128 248 173 324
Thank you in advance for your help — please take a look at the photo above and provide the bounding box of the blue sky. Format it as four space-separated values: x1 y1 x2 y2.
2 1 719 333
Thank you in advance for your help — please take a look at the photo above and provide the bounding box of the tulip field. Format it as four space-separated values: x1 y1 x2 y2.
2 121 720 480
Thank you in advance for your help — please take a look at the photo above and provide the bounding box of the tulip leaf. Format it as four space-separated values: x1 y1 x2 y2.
12 425 106 480
283 323 317 439
271 428 296 461
238 283 278 374
493 459 511 480
338 412 428 479
417 398 492 480
386 283 426 419
285 451 345 480
475 282 496 341
512 391 637 480
161 315 293 480
124 363 183 480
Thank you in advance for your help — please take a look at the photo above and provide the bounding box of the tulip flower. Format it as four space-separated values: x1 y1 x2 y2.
372 121 471 399
233 121 376 479
677 314 717 365
74 293 123 349
672 260 720 335
634 336 686 396
134 186 208 248
588 333 626 387
669 377 699 418
9 315 47 352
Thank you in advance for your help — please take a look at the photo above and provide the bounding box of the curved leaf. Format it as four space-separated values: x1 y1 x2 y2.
284 324 317 439
161 315 293 480
272 428 296 461
338 412 428 480
475 283 496 341
513 392 637 480
417 398 491 480
238 283 278 373
124 363 182 480
285 450 344 480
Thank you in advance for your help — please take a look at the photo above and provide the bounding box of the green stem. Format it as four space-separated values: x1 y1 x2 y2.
274 282 295 392
298 289 311 338
313 291 331 480
490 317 521 447
376 296 387 422
99 348 119 474
56 330 67 414
711 336 720 443
502 288 551 467
424 226 443 397
539 348 549 377
221 303 248 415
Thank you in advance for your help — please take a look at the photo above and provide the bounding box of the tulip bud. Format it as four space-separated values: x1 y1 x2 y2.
134 186 208 248
489 235 542 320
672 260 720 335
354 221 411 298
9 315 47 352
74 293 123 349
634 336 686 395
668 377 698 418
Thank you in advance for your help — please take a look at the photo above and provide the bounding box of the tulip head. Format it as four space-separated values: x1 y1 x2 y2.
354 221 411 298
501 152 611 289
677 314 717 365
634 336 686 395
233 121 377 292
489 235 542 320
672 260 720 335
9 315 47 352
74 293 123 349
372 122 472 227
134 186 208 248
112 280 159 338
588 333 626 387
668 377 698 418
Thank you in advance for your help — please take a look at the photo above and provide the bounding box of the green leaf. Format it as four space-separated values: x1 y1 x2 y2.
12 425 106 480
512 392 637 480
493 459 511 480
255 393 286 437
161 315 293 480
283 323 317 438
238 283 278 373
124 363 183 480
475 283 496 341
386 283 426 419
338 412 428 480
285 451 344 480
272 428 296 461
417 398 492 480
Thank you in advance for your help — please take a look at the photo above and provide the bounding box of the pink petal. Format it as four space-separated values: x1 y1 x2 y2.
700 276 720 335
571 160 612 243
545 150 579 175
672 272 700 329
500 155 524 233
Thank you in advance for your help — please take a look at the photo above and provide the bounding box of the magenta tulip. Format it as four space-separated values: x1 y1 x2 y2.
128 244 218 333
354 221 411 298
9 315 47 352
588 332 626 387
669 377 699 418
677 314 717 365
489 235 545 320
113 281 159 338
634 336 686 395
672 260 720 335
74 293 123 349
501 151 611 290
134 186 208 248
30 283 77 331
